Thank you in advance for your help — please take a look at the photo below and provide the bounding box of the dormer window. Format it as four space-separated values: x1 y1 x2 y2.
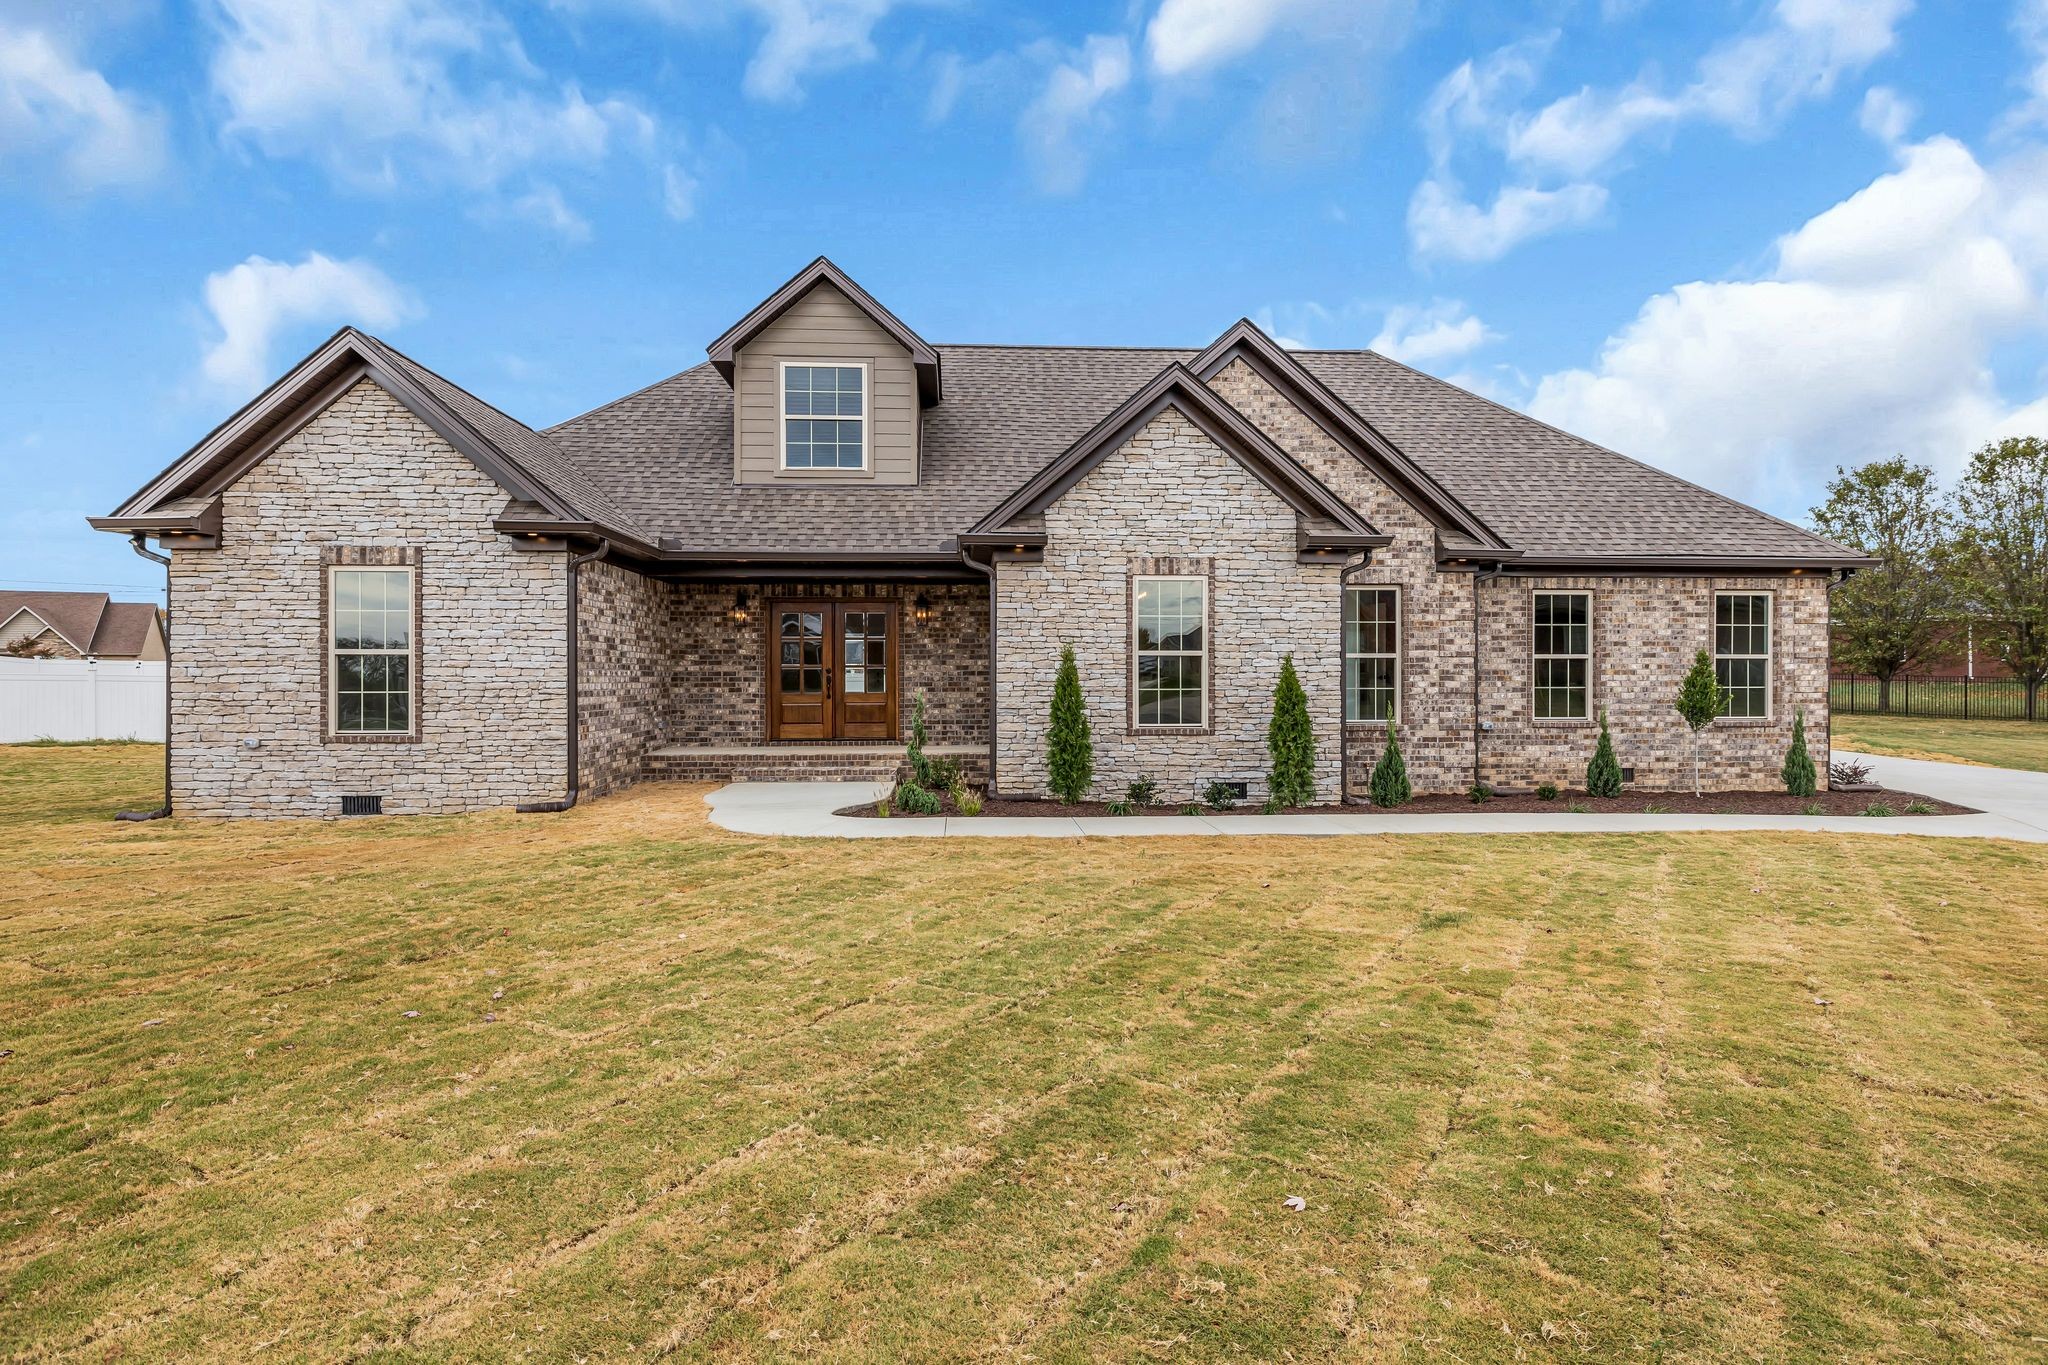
781 361 867 470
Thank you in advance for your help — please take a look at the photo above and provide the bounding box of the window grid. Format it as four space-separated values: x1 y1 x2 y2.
1714 592 1772 718
331 567 412 735
1531 591 1591 720
1134 576 1206 728
780 363 866 470
1344 587 1400 722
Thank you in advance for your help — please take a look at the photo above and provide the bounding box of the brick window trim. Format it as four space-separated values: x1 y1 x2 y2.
319 545 424 745
1126 556 1216 737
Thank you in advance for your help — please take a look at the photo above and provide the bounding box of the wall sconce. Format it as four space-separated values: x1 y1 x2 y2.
730 588 751 624
912 591 934 624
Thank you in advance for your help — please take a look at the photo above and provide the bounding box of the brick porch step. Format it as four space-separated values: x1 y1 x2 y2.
642 743 985 786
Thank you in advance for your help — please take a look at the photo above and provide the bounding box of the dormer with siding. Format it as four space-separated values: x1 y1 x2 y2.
707 258 941 487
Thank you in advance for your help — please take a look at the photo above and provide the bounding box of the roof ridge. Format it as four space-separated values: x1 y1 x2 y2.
1342 348 1852 556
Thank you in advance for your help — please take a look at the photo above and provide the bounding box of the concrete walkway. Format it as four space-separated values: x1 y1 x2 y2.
704 750 2048 842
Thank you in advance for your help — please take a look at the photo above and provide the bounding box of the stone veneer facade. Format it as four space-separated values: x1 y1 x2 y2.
168 380 566 817
995 406 1345 802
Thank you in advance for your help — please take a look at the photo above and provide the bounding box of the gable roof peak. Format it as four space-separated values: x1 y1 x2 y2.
706 256 941 404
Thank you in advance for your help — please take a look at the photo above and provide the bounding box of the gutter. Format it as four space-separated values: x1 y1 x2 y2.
115 534 173 822
958 548 1001 798
1471 561 1509 790
1338 554 1374 806
517 538 611 813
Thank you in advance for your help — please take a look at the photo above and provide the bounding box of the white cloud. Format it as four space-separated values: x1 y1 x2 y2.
1368 301 1501 365
1145 0 1301 78
738 0 905 102
2012 0 2048 130
499 183 592 241
201 252 419 394
1527 136 2045 510
0 18 165 190
1408 179 1606 263
662 162 698 220
1506 0 1911 178
208 0 661 218
1019 35 1131 195
1859 85 1915 143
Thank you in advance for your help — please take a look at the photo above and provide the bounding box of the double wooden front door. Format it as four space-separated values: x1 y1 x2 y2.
767 600 898 740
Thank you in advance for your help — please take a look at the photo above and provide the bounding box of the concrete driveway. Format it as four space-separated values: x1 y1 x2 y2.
704 751 2048 841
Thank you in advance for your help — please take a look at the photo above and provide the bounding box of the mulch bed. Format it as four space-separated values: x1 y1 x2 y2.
837 786 1974 819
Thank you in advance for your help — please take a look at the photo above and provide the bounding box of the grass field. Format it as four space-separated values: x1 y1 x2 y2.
5 744 2047 1361
1834 713 2048 773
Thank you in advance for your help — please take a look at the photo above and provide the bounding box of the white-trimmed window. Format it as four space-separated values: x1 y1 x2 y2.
1134 576 1206 727
331 567 413 734
780 361 867 470
1715 591 1772 718
1345 587 1400 722
1532 591 1591 719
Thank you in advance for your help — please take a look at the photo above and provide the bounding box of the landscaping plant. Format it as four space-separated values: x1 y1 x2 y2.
1467 782 1493 804
892 781 941 815
1046 644 1094 803
1202 780 1239 811
1368 729 1411 808
1535 783 1559 801
1266 653 1316 807
905 692 937 788
1125 776 1160 808
1674 649 1727 797
1586 708 1623 798
1781 708 1817 797
1830 757 1873 787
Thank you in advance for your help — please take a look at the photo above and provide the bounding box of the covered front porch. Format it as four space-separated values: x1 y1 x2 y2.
643 740 986 784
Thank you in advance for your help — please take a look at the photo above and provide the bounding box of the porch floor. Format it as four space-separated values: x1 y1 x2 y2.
642 742 982 785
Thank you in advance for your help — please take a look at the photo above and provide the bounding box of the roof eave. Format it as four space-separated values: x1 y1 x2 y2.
1501 553 1881 573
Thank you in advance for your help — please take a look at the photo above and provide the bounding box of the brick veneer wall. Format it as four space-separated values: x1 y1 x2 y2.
167 379 565 817
995 407 1344 802
577 558 671 796
664 580 987 748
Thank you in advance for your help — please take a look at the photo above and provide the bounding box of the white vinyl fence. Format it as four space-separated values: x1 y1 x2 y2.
0 657 166 743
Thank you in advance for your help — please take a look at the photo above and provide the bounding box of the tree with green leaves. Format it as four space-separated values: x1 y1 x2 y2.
1045 644 1093 803
1941 436 2048 720
1781 708 1817 797
1367 728 1410 807
1267 653 1316 807
1585 708 1622 798
1674 649 1728 797
1809 456 1951 712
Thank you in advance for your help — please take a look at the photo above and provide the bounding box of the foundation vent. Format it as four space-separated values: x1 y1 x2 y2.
340 794 384 817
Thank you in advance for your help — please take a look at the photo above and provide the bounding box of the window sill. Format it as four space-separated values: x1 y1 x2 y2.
1713 717 1776 727
1531 718 1596 728
1129 725 1214 737
323 731 422 745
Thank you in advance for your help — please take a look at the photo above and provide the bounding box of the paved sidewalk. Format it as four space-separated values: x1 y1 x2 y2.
704 751 2048 841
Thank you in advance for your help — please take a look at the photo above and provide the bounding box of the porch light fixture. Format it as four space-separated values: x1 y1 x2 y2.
730 588 751 624
912 592 933 624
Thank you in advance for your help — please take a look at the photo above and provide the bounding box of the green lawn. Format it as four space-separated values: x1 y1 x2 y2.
5 744 2047 1361
1834 713 2048 773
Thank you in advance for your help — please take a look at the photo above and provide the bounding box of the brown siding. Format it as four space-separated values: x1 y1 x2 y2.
732 283 919 485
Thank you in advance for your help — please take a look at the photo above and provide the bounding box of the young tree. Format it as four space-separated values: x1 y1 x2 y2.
1674 649 1727 797
905 691 936 788
1045 644 1094 803
1585 708 1623 798
1942 436 2048 720
1781 708 1817 798
1267 653 1316 807
1367 728 1411 808
1809 456 1951 712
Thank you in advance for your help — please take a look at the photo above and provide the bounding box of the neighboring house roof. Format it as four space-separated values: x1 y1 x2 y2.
0 591 161 657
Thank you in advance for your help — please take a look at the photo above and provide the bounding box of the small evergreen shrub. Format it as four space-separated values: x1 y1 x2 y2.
1266 654 1317 807
905 692 938 788
1535 782 1559 801
1368 730 1411 808
892 781 942 815
1781 708 1817 797
1467 782 1493 804
1202 780 1240 811
1586 708 1623 798
1125 776 1160 808
1260 796 1284 814
1046 644 1094 803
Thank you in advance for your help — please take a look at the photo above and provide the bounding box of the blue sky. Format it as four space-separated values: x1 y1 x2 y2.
5 0 2046 607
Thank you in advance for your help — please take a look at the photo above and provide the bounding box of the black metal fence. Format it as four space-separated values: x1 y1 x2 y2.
1831 674 2043 720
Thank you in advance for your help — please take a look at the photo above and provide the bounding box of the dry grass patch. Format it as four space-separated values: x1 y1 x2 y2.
3 743 2046 1361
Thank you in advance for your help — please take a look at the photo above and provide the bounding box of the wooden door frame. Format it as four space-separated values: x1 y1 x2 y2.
764 598 901 741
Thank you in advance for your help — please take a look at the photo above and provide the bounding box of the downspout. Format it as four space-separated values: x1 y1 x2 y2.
1339 553 1373 806
517 538 611 813
1470 561 1509 790
1824 567 1849 783
116 534 172 822
959 548 1000 797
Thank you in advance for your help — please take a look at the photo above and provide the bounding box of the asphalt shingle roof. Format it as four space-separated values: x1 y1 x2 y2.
541 343 1852 560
